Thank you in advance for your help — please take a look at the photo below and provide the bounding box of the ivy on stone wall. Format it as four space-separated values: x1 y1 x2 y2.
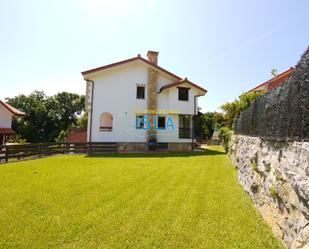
234 46 309 141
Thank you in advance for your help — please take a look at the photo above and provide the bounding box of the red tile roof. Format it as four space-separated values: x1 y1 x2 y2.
0 128 15 135
67 127 87 143
248 67 295 93
0 100 25 117
159 78 207 93
81 56 183 80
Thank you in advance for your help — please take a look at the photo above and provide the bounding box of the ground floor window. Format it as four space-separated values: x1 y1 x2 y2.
136 115 145 129
100 113 113 131
179 115 191 139
157 116 166 129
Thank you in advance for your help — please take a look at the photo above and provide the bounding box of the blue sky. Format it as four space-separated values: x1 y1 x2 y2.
0 0 308 111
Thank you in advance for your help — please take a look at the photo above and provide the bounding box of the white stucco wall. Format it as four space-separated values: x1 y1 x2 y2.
85 61 202 143
0 105 13 128
166 82 199 115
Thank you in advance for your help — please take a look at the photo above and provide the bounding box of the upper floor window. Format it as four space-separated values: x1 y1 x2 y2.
100 112 113 131
178 87 189 101
136 85 145 99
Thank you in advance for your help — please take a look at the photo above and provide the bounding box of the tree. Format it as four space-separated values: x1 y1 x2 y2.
202 112 215 139
220 91 263 128
76 112 88 127
5 91 85 143
213 112 225 128
271 68 278 78
47 92 85 131
6 91 50 142
56 130 67 142
194 112 215 140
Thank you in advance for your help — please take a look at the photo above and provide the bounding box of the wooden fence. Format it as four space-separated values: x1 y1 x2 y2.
0 142 117 163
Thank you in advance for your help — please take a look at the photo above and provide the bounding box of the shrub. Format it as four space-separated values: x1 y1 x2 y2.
5 134 27 144
55 130 67 142
218 127 232 152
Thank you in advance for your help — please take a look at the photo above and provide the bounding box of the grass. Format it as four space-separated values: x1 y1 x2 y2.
0 146 283 249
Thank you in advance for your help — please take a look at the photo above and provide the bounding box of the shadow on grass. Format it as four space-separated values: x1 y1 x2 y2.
85 146 226 158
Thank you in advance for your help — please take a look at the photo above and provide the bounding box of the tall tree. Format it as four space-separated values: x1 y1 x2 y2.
220 91 263 129
271 68 278 78
6 91 85 142
76 112 88 127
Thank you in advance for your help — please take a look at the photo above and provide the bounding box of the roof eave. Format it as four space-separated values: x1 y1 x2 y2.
159 79 207 94
81 56 182 80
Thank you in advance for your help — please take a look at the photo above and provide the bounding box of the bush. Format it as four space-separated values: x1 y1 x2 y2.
55 130 67 142
218 127 232 152
5 134 27 144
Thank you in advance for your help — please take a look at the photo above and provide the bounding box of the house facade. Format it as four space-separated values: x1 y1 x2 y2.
0 100 25 145
81 51 207 151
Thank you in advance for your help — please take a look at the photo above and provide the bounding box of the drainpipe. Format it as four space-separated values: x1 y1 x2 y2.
85 79 94 153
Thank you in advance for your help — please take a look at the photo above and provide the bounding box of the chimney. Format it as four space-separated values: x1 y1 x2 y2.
147 50 159 65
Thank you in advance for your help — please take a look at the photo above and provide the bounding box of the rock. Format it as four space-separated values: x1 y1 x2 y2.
229 135 309 249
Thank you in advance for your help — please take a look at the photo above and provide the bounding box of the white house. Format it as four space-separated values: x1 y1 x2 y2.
81 51 207 151
0 100 25 145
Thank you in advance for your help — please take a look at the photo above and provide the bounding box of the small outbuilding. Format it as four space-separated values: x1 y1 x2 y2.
0 100 25 145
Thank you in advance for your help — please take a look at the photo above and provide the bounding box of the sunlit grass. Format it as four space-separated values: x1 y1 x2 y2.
0 146 283 248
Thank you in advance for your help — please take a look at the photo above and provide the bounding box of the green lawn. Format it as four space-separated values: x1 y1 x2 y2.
0 146 283 249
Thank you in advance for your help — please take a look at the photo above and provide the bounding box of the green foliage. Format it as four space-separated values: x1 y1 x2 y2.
213 112 226 128
271 68 278 77
0 147 283 249
5 91 85 143
269 186 279 198
5 134 27 144
220 91 263 129
194 112 226 139
218 126 232 152
56 130 67 142
194 112 215 139
251 162 259 173
76 112 88 127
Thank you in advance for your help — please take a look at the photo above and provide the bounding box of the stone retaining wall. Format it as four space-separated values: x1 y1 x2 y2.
229 135 309 249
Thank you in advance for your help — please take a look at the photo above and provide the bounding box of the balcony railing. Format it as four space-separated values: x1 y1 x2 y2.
179 128 192 139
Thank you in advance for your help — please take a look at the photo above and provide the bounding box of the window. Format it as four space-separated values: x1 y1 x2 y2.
136 86 145 99
178 87 189 101
100 113 113 131
137 115 145 129
157 116 166 129
179 115 191 138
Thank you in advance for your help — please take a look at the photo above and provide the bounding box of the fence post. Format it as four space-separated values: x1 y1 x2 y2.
39 144 42 158
5 146 8 163
63 142 66 155
89 142 92 154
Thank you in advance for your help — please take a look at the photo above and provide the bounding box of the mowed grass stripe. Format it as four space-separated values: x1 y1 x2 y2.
0 147 284 249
